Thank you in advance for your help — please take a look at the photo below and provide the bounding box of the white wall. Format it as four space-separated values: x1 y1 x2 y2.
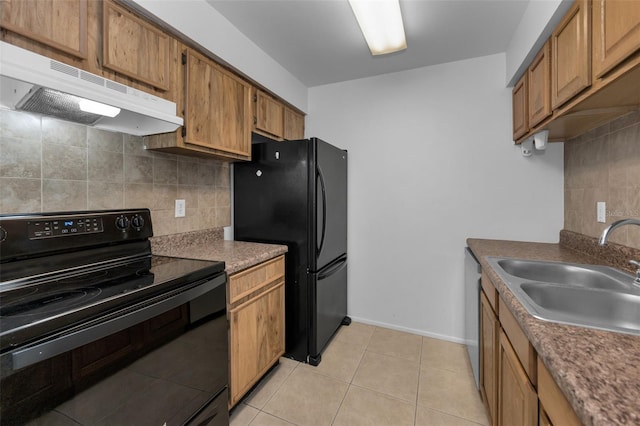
129 0 308 111
307 53 564 342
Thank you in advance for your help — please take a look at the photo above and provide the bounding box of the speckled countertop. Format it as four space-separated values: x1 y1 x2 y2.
151 228 287 275
467 238 640 426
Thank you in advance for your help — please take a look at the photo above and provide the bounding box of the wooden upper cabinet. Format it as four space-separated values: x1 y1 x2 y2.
183 48 252 159
254 89 285 139
592 0 640 78
103 1 170 91
528 40 552 128
512 73 529 141
0 0 87 59
284 107 305 140
551 0 591 109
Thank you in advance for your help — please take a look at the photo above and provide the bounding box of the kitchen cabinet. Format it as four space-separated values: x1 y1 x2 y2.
254 89 285 139
228 256 285 407
538 358 582 426
512 0 640 143
551 0 591 109
0 0 88 59
478 272 582 426
102 1 171 91
592 0 640 78
146 48 253 161
253 90 306 141
183 48 252 159
480 289 499 426
512 73 529 141
498 330 538 426
528 40 552 127
284 106 305 140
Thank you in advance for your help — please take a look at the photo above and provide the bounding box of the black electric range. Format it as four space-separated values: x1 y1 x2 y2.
0 209 229 425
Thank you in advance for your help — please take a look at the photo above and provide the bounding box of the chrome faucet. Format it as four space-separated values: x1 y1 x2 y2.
598 218 640 245
599 218 640 286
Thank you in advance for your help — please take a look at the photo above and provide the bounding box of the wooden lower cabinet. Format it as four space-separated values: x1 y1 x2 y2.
480 291 499 425
479 274 582 426
538 358 582 426
228 256 285 407
498 330 538 426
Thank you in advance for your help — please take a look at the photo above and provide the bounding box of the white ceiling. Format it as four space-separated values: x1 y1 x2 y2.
206 0 530 87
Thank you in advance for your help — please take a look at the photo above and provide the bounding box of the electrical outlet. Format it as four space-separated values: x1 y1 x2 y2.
175 199 186 218
597 202 606 223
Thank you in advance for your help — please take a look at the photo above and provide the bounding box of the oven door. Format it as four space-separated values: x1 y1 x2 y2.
1 273 229 426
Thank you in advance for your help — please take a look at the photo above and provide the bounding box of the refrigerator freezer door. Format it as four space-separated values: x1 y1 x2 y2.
308 255 348 365
310 138 348 272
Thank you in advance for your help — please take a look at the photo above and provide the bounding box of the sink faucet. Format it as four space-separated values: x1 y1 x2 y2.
598 218 640 245
599 218 640 286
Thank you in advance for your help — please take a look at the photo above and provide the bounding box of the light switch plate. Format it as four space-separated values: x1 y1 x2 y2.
175 199 186 218
597 202 606 223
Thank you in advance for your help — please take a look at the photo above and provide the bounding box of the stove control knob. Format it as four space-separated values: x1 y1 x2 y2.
0 226 6 242
131 215 145 229
115 216 130 231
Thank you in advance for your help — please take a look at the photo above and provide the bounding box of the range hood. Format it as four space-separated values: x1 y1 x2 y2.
0 41 183 136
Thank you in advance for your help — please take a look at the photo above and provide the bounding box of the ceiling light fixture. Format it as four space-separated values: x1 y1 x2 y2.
349 0 407 56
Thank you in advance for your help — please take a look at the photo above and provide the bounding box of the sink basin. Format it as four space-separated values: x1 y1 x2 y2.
495 258 631 291
521 283 640 334
486 257 640 335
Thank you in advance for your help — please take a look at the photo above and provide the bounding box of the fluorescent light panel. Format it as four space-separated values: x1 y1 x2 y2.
78 98 120 117
349 0 407 55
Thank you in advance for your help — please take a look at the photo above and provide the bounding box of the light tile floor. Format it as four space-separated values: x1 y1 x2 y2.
230 322 488 426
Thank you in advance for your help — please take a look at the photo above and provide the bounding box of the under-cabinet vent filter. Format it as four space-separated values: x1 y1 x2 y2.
17 87 102 125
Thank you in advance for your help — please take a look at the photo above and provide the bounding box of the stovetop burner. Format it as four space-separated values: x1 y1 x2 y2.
1 288 103 318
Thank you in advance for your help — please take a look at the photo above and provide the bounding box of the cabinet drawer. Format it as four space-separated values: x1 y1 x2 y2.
498 296 536 385
229 256 285 305
538 358 581 426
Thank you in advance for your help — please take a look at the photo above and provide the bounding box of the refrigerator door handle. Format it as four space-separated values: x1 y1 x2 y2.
317 165 327 256
317 256 347 280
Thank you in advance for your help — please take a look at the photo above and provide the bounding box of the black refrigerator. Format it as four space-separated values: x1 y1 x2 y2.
234 137 349 366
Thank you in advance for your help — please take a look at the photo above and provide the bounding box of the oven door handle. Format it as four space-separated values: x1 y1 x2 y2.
10 273 226 371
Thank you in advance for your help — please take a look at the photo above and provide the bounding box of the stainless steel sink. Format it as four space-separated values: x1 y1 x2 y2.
486 257 640 335
495 258 632 291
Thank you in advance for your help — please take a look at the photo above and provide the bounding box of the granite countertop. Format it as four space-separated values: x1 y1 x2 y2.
467 238 640 426
151 229 287 275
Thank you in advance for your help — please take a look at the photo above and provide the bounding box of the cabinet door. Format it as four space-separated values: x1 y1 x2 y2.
284 107 305 140
498 330 538 426
593 0 640 78
229 280 285 407
537 358 582 426
551 0 591 109
480 291 499 426
0 0 87 58
102 1 171 91
183 48 252 159
528 40 552 127
254 90 284 139
512 73 529 141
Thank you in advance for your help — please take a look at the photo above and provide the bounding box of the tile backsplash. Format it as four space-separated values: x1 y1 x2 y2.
564 111 640 249
0 109 230 236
